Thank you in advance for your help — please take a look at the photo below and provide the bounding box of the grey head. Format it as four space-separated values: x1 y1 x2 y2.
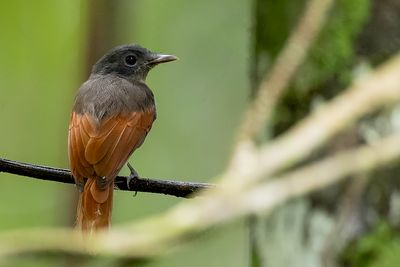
91 44 177 82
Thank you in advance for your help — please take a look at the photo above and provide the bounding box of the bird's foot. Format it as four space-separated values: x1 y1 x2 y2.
76 180 85 193
96 176 109 190
127 162 139 196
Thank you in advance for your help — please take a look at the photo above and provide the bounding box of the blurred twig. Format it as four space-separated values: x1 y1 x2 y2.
0 132 399 258
227 52 400 187
237 0 334 142
1 52 400 257
227 0 335 186
1 0 400 260
238 133 400 217
0 158 213 198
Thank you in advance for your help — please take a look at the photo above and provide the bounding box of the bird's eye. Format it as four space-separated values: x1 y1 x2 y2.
124 55 137 67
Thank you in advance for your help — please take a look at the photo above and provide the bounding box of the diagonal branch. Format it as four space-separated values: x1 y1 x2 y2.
165 133 400 234
0 158 213 198
1 132 399 259
226 52 400 187
2 15 400 261
226 0 335 186
236 133 400 218
1 0 400 260
238 0 335 142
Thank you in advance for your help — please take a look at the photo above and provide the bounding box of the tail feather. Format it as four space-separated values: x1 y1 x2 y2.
76 178 113 232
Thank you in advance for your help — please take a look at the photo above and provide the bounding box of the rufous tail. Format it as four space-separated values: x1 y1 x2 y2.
76 178 113 233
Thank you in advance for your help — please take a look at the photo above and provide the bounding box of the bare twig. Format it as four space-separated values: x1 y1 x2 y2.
0 158 213 198
238 0 335 142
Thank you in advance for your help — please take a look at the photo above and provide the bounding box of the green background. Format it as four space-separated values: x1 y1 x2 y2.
0 0 250 266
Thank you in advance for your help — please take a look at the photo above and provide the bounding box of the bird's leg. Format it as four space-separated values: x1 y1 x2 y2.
96 176 109 190
126 162 140 194
76 180 85 193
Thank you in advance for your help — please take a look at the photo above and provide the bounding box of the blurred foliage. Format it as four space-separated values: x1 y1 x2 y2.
254 0 370 91
1 0 400 266
342 222 400 267
251 0 400 267
293 0 370 93
253 0 371 135
274 0 370 135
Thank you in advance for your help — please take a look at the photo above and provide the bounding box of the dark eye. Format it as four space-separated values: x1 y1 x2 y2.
124 55 137 66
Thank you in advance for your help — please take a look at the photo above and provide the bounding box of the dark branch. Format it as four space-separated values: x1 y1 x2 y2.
0 158 214 198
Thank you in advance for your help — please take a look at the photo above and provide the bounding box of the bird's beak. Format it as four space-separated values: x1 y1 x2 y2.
148 54 178 65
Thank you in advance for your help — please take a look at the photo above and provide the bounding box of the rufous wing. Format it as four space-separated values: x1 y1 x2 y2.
68 110 154 185
68 109 154 230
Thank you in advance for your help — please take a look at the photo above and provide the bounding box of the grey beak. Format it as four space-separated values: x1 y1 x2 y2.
148 54 178 65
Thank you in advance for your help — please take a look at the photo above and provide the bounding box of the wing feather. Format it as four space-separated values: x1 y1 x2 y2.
68 110 154 185
85 120 122 165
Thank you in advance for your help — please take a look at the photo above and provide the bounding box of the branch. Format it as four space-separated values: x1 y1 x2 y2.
0 158 213 198
226 52 400 187
237 132 400 218
237 0 334 142
2 49 396 259
162 133 400 236
2 0 400 260
257 52 400 176
1 132 399 259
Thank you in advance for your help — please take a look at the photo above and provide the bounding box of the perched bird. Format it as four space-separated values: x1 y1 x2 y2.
68 44 177 232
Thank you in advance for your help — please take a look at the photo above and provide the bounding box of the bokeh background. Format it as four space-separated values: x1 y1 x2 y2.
0 0 249 266
1 1 400 267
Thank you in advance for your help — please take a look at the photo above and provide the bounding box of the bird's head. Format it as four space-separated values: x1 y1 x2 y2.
91 44 177 82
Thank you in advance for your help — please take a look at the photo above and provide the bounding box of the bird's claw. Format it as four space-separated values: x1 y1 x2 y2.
127 162 139 196
76 181 85 193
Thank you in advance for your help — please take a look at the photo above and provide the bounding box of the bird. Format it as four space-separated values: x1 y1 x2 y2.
68 44 177 233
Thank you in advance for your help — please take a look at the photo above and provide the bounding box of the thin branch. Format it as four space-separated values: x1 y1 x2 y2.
158 133 400 245
257 52 400 177
2 29 400 262
1 0 400 259
1 132 399 259
227 0 334 186
238 0 335 142
227 52 400 187
0 158 213 198
238 133 400 218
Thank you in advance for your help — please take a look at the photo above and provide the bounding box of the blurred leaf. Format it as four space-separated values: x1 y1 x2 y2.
293 0 371 92
342 222 400 267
